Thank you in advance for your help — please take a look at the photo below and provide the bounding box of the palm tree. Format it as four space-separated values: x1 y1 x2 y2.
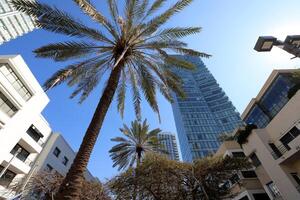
110 119 162 170
11 0 210 199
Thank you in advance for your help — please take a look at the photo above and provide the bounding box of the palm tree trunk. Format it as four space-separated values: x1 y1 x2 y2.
55 63 123 200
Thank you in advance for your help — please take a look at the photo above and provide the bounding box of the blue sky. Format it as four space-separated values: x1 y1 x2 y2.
1 0 300 181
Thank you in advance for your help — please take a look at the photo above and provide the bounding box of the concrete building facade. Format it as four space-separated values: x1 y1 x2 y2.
158 132 180 161
0 0 36 45
215 141 270 200
0 55 52 199
171 55 242 162
34 132 95 181
237 69 300 200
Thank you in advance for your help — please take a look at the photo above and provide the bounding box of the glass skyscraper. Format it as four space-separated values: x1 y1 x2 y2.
157 132 180 161
171 55 242 162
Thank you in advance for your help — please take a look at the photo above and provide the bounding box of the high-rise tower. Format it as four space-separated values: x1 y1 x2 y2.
171 55 242 162
0 0 36 45
157 132 180 161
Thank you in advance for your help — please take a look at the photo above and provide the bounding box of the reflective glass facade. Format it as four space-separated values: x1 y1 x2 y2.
171 55 242 162
158 132 180 161
244 73 296 128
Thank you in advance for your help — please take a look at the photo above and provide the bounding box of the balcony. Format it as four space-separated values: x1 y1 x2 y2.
270 125 300 160
271 144 289 160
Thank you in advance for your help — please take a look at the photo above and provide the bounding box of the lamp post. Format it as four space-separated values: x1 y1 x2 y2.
254 35 300 59
0 148 22 178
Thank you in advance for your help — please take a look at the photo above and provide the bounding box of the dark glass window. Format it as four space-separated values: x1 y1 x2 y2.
241 170 257 178
244 105 270 128
0 165 16 186
291 173 300 186
62 157 69 166
269 143 282 158
10 144 30 162
240 196 250 200
244 74 296 128
0 91 18 117
232 152 246 158
26 125 43 142
280 126 300 150
53 147 61 157
260 75 295 119
250 153 261 167
266 181 281 197
45 164 53 172
252 193 270 200
289 127 300 138
229 173 240 185
0 63 32 101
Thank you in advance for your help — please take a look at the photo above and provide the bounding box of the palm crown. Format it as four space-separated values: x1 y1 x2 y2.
110 119 162 170
12 0 209 119
11 0 209 198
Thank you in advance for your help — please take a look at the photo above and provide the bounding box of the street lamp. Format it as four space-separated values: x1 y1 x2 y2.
254 35 300 58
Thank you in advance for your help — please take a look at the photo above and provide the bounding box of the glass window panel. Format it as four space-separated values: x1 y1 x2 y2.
0 63 32 101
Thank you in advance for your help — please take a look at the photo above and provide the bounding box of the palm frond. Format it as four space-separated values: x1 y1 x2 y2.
73 0 118 39
137 65 161 121
153 27 201 40
128 67 142 121
145 0 166 19
141 0 193 37
173 47 211 58
117 70 127 118
11 0 111 42
33 41 103 61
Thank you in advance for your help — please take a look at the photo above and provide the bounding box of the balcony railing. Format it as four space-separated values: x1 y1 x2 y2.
271 144 290 160
37 139 44 147
24 157 34 167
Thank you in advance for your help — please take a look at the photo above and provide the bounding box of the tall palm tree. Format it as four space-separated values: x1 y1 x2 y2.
11 0 210 199
110 119 162 170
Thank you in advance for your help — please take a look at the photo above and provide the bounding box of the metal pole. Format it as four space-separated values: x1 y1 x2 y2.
19 162 39 192
0 148 22 178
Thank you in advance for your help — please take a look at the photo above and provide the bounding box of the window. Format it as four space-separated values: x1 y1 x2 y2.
0 165 16 186
232 152 246 158
240 196 250 200
280 126 300 150
53 147 61 157
0 91 18 117
249 153 261 167
229 173 240 185
269 143 282 158
27 125 43 142
62 157 69 166
266 181 281 197
252 193 270 200
291 173 300 186
45 164 53 172
10 144 30 162
0 63 32 101
241 170 257 178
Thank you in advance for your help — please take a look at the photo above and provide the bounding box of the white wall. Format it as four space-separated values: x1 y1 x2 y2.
35 133 96 182
0 55 51 199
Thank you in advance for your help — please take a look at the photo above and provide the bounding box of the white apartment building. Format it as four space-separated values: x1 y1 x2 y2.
236 69 300 200
0 0 36 45
0 55 52 199
34 132 95 182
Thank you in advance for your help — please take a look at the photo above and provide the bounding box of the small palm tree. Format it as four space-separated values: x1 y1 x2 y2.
110 119 162 170
11 0 210 199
